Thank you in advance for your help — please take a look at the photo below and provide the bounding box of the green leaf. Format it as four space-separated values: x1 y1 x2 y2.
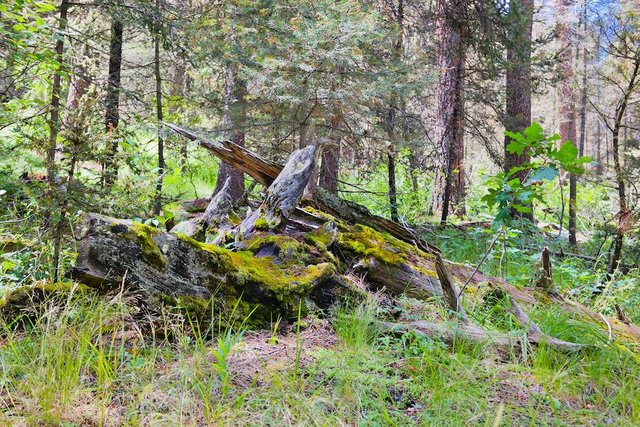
528 166 558 182
552 140 579 164
506 139 527 155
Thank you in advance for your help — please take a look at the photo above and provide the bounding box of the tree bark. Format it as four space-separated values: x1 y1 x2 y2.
504 0 534 221
153 11 165 216
319 111 341 195
237 145 316 238
556 0 578 246
46 0 70 183
171 177 233 242
430 0 467 223
606 42 640 280
388 152 399 222
214 35 246 204
103 15 123 187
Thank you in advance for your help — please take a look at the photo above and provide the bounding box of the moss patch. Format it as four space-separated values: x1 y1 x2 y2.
174 233 335 295
0 282 93 323
337 224 417 266
111 222 167 270
243 233 311 265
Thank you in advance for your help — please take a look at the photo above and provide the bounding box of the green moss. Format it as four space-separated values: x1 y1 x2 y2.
174 232 334 294
337 224 411 266
304 222 337 250
301 206 339 222
242 233 310 265
112 222 167 270
254 218 270 230
0 236 27 253
0 282 92 321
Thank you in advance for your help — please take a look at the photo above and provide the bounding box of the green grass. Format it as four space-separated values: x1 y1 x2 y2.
0 293 638 425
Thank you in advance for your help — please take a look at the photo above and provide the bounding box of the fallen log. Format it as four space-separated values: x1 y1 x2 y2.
69 213 347 322
164 123 438 254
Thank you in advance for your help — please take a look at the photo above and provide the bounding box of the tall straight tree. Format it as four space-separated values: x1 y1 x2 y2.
382 0 405 222
556 0 578 246
213 61 246 203
319 110 341 195
429 0 467 224
103 12 123 187
503 0 534 221
213 8 245 203
153 0 165 216
46 0 70 182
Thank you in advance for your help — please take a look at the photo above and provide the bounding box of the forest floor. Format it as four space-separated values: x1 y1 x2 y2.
1 226 639 425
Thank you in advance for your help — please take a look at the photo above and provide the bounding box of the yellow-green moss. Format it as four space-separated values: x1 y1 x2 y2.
301 206 338 222
337 224 412 266
243 233 310 265
0 281 92 320
0 236 27 253
112 222 167 270
304 223 335 251
254 218 270 230
174 232 334 295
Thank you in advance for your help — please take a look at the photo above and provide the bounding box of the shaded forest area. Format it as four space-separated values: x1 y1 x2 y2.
1 0 640 425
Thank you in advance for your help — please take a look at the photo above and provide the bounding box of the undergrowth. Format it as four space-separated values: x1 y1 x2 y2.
0 290 637 425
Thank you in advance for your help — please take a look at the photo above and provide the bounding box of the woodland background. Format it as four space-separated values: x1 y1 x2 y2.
1 0 640 425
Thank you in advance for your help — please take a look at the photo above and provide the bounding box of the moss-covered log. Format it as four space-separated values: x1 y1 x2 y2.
69 214 347 322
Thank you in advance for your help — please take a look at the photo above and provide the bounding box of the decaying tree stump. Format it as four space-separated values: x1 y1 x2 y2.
5 124 640 354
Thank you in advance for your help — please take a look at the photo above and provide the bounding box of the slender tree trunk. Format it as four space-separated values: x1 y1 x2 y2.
556 0 578 246
103 15 123 187
607 56 640 278
46 0 71 282
319 111 341 195
430 0 467 224
388 151 399 222
578 2 588 159
503 0 534 221
46 0 70 182
408 153 419 192
214 60 246 203
153 8 165 216
168 59 191 166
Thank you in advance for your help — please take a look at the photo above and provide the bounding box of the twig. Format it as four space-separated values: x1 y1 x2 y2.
457 228 503 298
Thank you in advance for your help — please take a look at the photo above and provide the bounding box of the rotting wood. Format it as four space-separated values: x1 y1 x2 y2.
488 285 586 352
235 145 316 239
171 176 233 242
534 246 560 297
165 123 439 254
434 251 468 321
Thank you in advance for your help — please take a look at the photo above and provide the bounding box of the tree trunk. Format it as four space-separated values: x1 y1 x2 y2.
237 145 316 238
578 1 588 159
319 111 341 195
430 0 467 223
388 152 399 222
59 138 640 346
103 16 124 187
46 0 70 183
214 36 246 204
556 0 578 246
504 0 534 222
606 47 640 281
164 122 441 254
153 13 165 216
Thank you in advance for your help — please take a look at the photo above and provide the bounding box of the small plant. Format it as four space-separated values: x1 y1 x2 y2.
332 299 379 350
482 123 591 227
